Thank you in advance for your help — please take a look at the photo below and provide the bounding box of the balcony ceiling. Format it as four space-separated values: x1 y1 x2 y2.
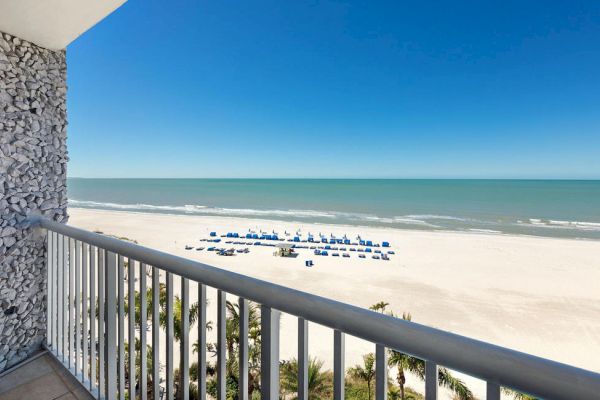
0 0 127 50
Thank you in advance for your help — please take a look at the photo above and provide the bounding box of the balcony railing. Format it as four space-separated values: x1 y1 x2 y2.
30 216 600 400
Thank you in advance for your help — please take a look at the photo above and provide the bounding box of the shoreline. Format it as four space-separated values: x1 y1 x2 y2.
67 207 600 398
69 206 600 242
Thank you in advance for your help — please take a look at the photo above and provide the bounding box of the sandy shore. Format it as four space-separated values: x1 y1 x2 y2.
68 208 600 398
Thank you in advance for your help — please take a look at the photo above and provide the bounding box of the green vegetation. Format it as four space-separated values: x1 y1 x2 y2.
101 285 542 400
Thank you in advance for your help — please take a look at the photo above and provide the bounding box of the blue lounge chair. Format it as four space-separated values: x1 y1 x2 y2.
332 253 339 257
382 241 390 247
365 248 372 253
321 251 328 256
359 240 366 246
210 232 217 237
366 240 373 246
359 254 366 258
349 248 356 252
344 239 351 245
314 250 321 255
322 238 328 243
246 233 252 239
294 236 300 242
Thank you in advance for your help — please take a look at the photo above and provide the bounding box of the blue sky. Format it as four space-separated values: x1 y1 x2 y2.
67 0 600 179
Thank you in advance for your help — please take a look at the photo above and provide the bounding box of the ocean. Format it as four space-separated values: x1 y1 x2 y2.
67 179 600 240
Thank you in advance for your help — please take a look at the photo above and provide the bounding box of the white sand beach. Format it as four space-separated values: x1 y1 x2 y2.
68 208 600 398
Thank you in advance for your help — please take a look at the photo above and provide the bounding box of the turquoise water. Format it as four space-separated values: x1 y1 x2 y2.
68 179 600 239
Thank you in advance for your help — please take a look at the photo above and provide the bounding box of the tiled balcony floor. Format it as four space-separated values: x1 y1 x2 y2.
0 352 94 400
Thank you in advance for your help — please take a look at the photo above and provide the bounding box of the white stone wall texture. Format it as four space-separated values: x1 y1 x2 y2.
0 31 68 371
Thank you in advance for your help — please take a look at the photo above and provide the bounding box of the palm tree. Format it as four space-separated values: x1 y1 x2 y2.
503 388 538 400
369 301 390 314
280 357 332 399
369 302 472 400
349 353 376 400
203 300 262 399
123 338 154 396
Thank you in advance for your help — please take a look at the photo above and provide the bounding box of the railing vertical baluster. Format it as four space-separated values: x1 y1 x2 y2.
128 258 136 400
46 230 53 349
487 382 500 400
180 278 190 400
140 263 148 400
69 238 75 369
166 272 174 400
118 256 125 400
376 344 387 400
106 251 118 399
63 236 69 363
298 318 308 400
333 330 345 400
75 240 81 376
238 298 249 400
152 267 160 400
260 305 280 400
98 248 106 398
90 246 97 392
57 234 63 360
217 290 226 400
53 232 59 354
197 283 207 400
82 243 89 385
425 361 438 400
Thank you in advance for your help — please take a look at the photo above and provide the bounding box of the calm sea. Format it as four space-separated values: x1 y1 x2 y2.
68 179 600 240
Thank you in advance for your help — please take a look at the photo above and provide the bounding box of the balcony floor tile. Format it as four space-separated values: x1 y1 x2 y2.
0 353 94 400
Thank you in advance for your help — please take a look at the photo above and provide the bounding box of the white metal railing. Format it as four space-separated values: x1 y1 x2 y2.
33 216 600 400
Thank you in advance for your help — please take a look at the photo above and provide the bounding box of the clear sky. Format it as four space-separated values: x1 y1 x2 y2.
67 0 600 179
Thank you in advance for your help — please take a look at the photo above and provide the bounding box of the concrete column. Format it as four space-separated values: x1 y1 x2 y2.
0 31 68 370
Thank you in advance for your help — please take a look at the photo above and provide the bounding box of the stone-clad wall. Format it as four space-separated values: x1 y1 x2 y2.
0 31 68 370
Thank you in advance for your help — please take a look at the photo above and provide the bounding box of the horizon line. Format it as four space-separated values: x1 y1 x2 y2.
67 177 600 181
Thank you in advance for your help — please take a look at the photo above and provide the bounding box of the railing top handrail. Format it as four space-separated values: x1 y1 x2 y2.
31 216 600 400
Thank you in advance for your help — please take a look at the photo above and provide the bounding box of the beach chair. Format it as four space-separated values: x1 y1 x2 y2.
372 255 380 260
342 253 350 258
359 254 366 259
359 240 366 246
210 232 217 237
321 251 328 256
366 240 373 246
382 241 390 247
332 253 339 257
388 251 395 255
365 248 372 253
